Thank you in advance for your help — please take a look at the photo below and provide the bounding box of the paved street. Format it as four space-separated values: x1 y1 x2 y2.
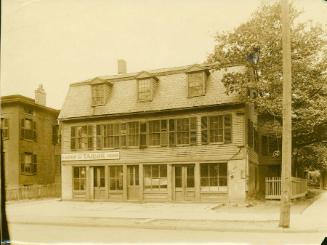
8 223 326 245
5 191 327 244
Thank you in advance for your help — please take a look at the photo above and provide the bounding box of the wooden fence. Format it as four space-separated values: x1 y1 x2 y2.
5 183 61 201
265 177 307 200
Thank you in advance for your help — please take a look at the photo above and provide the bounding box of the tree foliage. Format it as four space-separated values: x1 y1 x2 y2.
207 2 327 169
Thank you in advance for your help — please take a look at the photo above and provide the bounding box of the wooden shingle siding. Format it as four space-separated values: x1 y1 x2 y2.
59 67 244 120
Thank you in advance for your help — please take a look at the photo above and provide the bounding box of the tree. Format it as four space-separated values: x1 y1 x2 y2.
207 2 327 169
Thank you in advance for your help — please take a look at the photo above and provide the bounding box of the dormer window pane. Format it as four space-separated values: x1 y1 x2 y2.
188 72 205 97
92 84 105 106
138 79 152 101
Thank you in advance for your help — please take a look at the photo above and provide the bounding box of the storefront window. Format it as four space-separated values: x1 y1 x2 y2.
200 163 227 192
109 166 123 190
144 165 167 191
73 167 86 191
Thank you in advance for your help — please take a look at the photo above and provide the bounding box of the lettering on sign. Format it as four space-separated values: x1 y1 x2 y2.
61 152 120 161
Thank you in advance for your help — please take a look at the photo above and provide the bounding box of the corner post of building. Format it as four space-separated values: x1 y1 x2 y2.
105 165 109 199
195 162 200 201
89 167 94 199
123 164 128 200
86 166 91 200
139 163 144 202
167 164 173 201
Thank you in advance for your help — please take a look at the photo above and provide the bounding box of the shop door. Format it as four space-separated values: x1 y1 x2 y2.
174 165 195 201
94 166 106 199
127 165 139 200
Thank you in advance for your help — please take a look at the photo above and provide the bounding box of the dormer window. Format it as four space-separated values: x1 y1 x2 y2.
136 71 158 102
186 64 209 98
92 84 106 106
138 79 152 101
91 78 112 106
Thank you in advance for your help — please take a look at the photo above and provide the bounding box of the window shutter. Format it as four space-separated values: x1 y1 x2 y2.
224 114 232 144
262 136 268 156
160 120 168 147
20 119 25 139
33 121 37 141
248 120 253 147
33 154 37 174
120 123 127 148
71 127 76 151
201 117 208 145
20 153 25 174
190 117 197 145
169 119 176 147
96 125 103 150
140 122 147 148
87 125 94 150
3 119 9 139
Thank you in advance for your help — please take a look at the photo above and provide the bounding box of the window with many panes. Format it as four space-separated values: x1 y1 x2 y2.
169 117 196 146
71 125 93 151
73 167 86 191
200 163 227 192
138 79 152 101
1 118 9 140
95 117 203 149
144 165 167 191
96 124 120 149
94 166 105 188
127 122 139 147
20 118 36 141
201 115 232 144
187 72 206 97
21 152 37 175
262 135 281 156
149 120 161 146
92 84 106 106
109 166 123 191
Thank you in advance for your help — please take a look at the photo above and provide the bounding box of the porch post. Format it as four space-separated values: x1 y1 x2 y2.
195 162 200 201
167 164 173 201
86 166 91 200
105 165 109 199
89 166 94 200
139 164 144 202
123 165 128 200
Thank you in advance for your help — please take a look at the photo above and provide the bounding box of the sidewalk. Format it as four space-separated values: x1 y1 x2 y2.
6 190 327 233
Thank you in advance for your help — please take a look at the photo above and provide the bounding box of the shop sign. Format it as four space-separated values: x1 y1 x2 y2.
61 152 120 161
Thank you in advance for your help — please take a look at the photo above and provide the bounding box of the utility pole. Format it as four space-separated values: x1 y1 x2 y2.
279 0 292 228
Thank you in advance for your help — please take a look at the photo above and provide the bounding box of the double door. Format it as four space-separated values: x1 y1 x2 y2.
174 165 195 201
127 165 139 200
93 166 106 199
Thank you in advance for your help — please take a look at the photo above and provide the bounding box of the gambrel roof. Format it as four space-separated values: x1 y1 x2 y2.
59 63 245 120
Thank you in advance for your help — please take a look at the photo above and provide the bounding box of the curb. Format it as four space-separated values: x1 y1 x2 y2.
8 216 322 234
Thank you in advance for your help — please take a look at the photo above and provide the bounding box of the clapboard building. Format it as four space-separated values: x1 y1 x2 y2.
59 62 262 202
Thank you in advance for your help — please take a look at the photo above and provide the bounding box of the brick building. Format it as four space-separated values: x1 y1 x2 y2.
1 86 61 188
59 62 281 202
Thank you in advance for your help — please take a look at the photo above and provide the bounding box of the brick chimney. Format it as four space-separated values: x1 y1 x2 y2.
35 84 46 106
117 59 127 74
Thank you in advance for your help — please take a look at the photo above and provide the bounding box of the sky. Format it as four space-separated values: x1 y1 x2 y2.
1 0 326 109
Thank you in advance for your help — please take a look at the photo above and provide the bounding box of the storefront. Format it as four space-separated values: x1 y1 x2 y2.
63 153 229 202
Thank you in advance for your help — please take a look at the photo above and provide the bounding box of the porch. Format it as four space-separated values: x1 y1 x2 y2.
265 177 307 200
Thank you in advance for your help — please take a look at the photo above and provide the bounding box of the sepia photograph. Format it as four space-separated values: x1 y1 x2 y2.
1 0 327 244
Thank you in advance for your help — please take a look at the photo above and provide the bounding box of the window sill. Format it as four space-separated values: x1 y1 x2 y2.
144 190 168 193
20 173 37 176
